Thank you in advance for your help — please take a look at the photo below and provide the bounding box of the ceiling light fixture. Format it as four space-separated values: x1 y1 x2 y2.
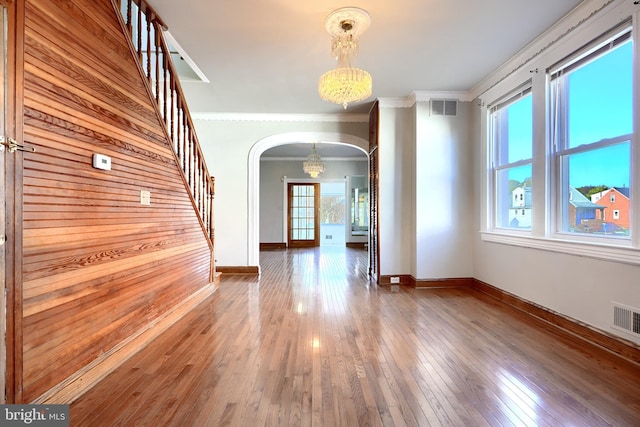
318 7 372 109
303 143 325 178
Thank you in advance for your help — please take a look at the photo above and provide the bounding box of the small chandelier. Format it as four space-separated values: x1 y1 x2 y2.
303 143 325 178
318 7 372 109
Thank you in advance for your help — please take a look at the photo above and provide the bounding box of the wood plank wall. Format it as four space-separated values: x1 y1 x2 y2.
20 0 212 402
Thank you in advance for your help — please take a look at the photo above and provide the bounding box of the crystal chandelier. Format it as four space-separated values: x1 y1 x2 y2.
303 143 325 178
318 7 372 109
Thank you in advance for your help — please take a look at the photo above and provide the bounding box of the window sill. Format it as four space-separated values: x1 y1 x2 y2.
480 231 640 266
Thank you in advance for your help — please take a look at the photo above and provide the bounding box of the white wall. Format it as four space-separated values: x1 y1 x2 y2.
376 100 474 280
378 106 414 276
259 159 368 244
414 101 474 279
194 118 368 266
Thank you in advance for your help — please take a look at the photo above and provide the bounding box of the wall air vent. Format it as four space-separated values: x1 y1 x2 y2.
612 302 640 336
430 99 457 116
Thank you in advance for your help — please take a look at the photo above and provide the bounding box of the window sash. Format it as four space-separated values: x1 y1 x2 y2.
548 20 633 238
490 87 533 168
489 83 533 231
550 23 632 152
549 21 632 78
489 85 532 114
556 134 632 157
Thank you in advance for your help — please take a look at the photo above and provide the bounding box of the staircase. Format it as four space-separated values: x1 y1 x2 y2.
113 0 215 269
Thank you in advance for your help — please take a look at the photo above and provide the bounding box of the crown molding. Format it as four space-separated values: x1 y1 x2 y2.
377 97 415 108
191 112 369 123
261 157 367 162
378 91 473 109
412 90 475 103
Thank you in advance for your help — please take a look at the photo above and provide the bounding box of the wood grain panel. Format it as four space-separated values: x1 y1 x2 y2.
19 0 212 402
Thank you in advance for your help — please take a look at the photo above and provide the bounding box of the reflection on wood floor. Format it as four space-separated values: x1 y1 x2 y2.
71 246 640 426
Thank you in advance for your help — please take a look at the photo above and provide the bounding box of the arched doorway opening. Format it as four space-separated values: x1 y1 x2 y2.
247 132 369 270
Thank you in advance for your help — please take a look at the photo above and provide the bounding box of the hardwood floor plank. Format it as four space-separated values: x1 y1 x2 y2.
69 247 640 426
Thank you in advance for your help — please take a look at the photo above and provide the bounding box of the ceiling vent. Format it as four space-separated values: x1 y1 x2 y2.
430 99 457 116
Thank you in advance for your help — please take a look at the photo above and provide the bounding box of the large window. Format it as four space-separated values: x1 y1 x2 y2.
489 87 533 230
483 14 638 260
550 25 633 238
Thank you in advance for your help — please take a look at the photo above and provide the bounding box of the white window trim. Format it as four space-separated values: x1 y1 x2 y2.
481 231 640 266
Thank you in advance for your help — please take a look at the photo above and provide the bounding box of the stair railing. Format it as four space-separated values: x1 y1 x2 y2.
113 0 214 251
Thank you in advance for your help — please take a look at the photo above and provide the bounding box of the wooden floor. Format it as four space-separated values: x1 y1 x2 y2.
70 247 640 426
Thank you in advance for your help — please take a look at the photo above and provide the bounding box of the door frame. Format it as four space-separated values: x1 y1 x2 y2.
1 0 24 403
287 182 320 248
368 101 380 283
248 133 369 267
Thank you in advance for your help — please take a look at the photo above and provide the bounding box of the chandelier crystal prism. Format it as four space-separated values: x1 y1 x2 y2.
303 143 325 178
318 7 372 109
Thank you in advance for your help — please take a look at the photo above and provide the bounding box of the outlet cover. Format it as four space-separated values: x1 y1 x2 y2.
390 276 400 284
140 190 151 205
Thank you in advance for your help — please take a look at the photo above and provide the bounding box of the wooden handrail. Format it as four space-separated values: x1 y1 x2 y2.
114 0 214 252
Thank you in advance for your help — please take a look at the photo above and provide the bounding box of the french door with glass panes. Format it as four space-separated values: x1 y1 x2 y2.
287 183 320 247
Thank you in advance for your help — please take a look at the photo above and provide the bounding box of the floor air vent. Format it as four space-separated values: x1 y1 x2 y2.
612 302 640 336
430 99 457 116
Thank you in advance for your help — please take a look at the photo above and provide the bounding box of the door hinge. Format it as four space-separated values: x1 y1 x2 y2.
0 136 36 153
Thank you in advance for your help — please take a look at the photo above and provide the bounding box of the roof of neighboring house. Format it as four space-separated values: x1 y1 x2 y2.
592 187 631 202
569 187 605 210
614 187 630 198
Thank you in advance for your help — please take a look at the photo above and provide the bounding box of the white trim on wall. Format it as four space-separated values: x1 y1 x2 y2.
261 157 368 162
378 91 474 109
192 112 369 123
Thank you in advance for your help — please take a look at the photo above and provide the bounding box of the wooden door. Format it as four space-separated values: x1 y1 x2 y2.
287 183 320 248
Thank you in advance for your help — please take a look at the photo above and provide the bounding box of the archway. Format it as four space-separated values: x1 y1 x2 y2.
247 132 369 269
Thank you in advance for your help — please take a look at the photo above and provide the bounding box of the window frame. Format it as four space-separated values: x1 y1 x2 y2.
549 23 633 244
480 10 640 265
488 83 533 233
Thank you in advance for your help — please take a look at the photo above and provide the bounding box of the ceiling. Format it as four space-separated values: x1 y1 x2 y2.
147 0 583 155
